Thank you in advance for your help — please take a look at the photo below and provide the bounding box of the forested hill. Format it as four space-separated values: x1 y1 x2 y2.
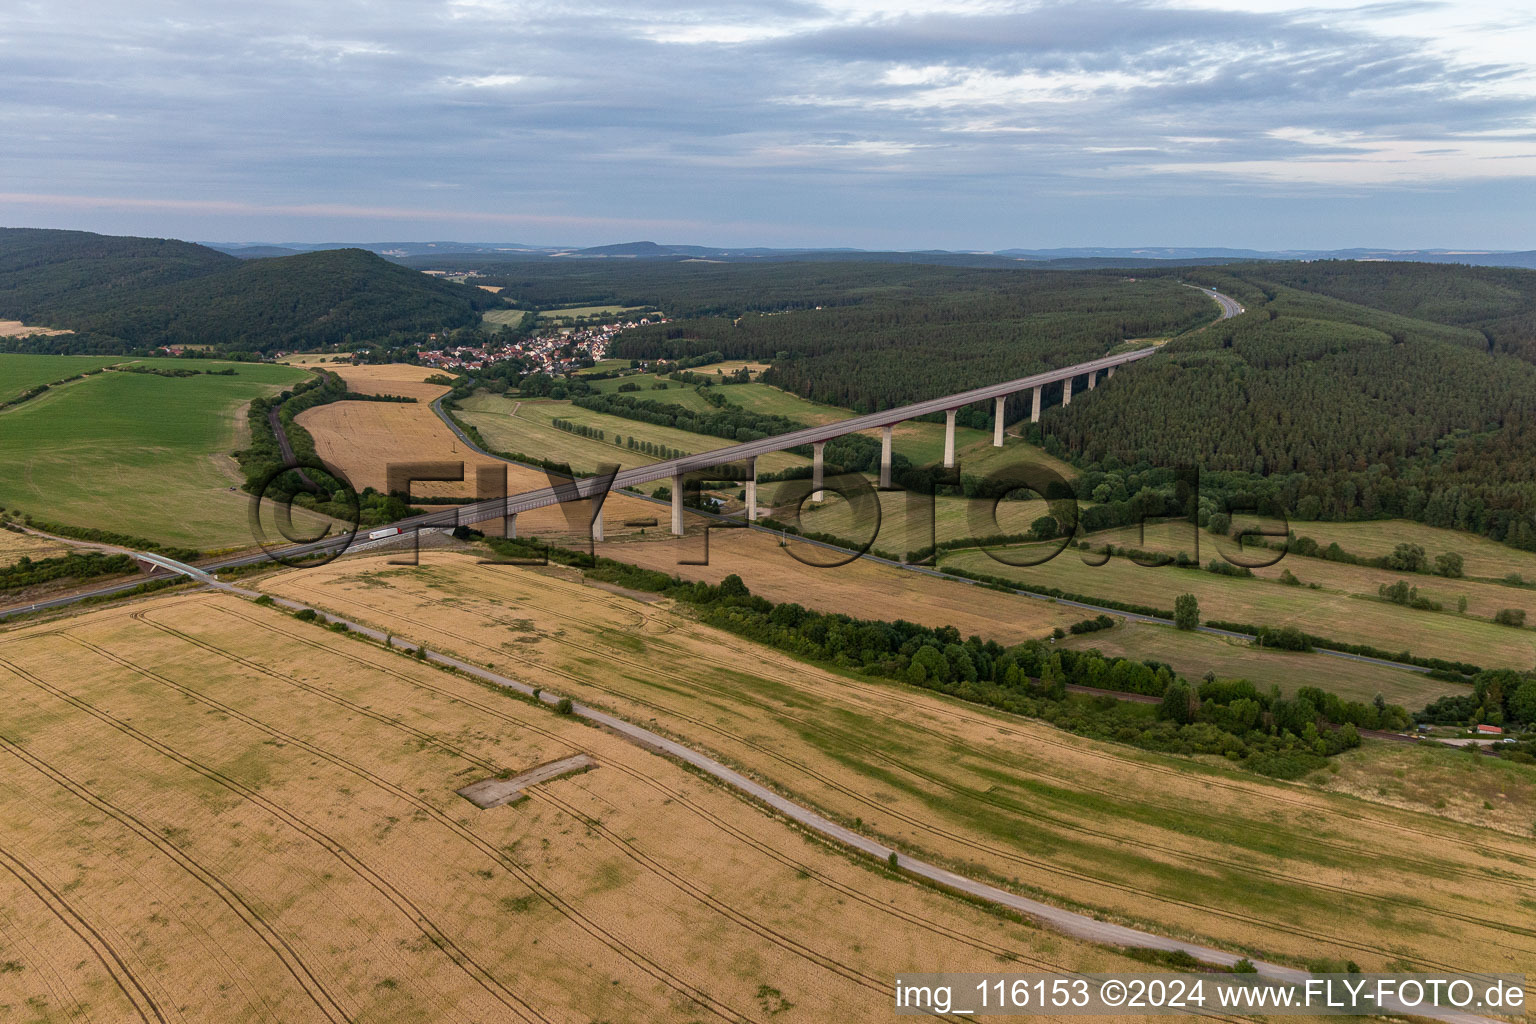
1180 261 1536 364
608 269 1216 415
0 228 498 352
1048 279 1536 549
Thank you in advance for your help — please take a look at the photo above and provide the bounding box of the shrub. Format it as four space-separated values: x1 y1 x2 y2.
1434 552 1464 578
1494 608 1527 627
1386 542 1426 572
293 608 318 622
555 697 574 715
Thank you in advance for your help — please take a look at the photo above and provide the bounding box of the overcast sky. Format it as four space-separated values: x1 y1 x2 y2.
3 0 1534 248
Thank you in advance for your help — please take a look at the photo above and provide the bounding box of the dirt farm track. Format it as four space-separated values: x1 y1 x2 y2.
0 589 1150 1023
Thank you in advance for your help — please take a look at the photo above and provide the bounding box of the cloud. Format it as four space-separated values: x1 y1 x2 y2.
0 0 1533 246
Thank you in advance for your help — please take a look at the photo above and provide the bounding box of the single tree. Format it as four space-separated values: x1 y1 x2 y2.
1174 593 1200 630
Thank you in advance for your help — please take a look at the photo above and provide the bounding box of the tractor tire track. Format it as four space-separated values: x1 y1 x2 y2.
0 731 349 1024
52 632 755 1024
0 843 167 1024
0 648 548 1024
274 581 1530 971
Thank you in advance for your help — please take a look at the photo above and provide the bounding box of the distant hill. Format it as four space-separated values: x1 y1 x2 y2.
569 241 682 258
208 244 305 258
187 236 1536 271
0 228 499 351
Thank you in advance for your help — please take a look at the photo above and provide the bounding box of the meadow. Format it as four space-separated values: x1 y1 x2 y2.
1058 619 1460 706
941 543 1536 671
257 550 1536 976
536 303 649 322
456 393 812 476
795 488 1059 557
0 353 126 401
1276 518 1536 582
581 375 721 407
0 589 1148 1023
479 308 530 327
0 358 319 550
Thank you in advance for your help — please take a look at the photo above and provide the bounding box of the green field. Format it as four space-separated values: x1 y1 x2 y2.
457 392 810 476
572 358 632 376
578 375 1027 472
0 359 319 549
715 382 855 425
942 541 1536 671
582 374 720 409
797 489 1062 556
539 303 649 322
480 308 531 327
956 433 1079 482
0 353 127 401
1059 619 1462 706
1280 518 1536 582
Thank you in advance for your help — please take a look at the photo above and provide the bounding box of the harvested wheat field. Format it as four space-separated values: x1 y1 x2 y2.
298 398 502 498
0 320 68 338
295 396 659 541
257 550 1536 981
326 362 455 402
0 527 71 567
0 590 1155 1023
601 527 1083 643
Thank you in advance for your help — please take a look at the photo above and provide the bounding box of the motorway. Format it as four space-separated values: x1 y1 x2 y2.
1189 282 1245 319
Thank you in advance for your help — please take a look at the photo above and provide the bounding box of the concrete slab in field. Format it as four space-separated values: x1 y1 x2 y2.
457 754 595 808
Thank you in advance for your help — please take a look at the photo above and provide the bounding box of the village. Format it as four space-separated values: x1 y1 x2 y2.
417 312 668 374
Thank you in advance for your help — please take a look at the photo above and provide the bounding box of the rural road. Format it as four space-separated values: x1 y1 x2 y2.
120 553 1501 1024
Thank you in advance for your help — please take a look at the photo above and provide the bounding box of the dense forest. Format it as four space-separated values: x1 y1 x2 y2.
1047 277 1536 548
0 228 498 352
612 274 1213 415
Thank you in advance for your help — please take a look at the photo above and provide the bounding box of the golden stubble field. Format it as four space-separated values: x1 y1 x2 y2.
599 527 1084 643
0 590 1160 1023
325 361 458 403
0 528 71 567
0 320 68 338
257 551 1536 981
291 373 661 542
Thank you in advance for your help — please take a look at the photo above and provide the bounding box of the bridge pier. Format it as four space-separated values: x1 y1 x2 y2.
592 505 603 542
812 441 825 502
993 395 1006 447
943 409 956 468
1087 369 1097 390
506 513 517 539
745 457 758 521
1062 376 1074 406
880 425 893 488
1031 385 1042 423
1107 364 1115 379
671 471 683 535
